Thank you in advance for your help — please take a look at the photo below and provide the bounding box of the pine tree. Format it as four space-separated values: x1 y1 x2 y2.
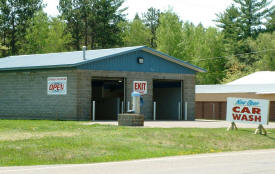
0 0 43 55
58 0 86 50
143 7 160 48
59 0 126 50
91 0 126 48
233 0 275 38
216 5 241 42
216 0 274 65
265 10 275 32
0 42 8 58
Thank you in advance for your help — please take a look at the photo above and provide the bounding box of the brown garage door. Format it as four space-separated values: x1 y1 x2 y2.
270 102 275 121
196 101 275 121
220 102 226 120
204 102 216 120
195 102 204 119
195 102 227 120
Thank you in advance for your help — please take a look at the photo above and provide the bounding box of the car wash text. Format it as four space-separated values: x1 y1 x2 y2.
226 98 269 125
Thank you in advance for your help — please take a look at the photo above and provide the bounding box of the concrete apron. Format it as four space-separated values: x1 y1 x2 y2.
83 119 275 129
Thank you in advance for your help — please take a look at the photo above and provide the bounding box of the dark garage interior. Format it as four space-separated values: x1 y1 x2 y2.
92 79 124 120
153 80 182 120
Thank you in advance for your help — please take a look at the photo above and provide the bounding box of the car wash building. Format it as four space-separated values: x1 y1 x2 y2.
196 71 275 121
0 46 205 121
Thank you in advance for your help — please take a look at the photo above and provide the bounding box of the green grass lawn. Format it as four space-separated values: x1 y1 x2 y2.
0 120 275 166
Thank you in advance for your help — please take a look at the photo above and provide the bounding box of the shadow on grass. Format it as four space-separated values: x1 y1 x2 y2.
238 129 275 141
238 129 253 133
264 135 275 141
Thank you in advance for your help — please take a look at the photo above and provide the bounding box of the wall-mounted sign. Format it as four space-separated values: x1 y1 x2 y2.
133 81 147 95
47 77 67 95
226 97 269 125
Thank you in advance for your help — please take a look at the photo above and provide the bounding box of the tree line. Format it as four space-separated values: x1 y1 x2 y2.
1 0 275 84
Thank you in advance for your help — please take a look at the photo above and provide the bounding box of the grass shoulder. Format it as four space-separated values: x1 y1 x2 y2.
0 120 274 166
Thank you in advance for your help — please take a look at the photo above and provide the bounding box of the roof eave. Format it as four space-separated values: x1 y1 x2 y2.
0 64 75 71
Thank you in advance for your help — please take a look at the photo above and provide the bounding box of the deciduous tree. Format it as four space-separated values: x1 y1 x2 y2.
156 10 183 59
122 18 151 46
20 11 72 54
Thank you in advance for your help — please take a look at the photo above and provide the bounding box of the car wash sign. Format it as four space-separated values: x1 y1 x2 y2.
133 81 147 95
226 97 269 125
47 77 67 95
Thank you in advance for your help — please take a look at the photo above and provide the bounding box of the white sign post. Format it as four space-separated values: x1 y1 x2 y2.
47 77 67 95
133 81 147 95
226 97 270 135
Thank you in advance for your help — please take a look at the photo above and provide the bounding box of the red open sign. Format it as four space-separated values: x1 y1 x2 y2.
133 81 147 95
47 77 67 95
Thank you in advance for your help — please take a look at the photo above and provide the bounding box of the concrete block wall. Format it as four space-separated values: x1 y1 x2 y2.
76 71 92 120
0 68 196 121
0 69 79 120
183 75 196 120
76 70 196 120
125 72 153 120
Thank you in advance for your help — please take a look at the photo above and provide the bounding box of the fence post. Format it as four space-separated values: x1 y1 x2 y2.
121 101 124 114
184 102 188 121
153 101 156 121
178 101 181 120
92 101 95 121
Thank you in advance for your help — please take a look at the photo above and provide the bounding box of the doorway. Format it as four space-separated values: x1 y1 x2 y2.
153 80 182 120
92 78 124 120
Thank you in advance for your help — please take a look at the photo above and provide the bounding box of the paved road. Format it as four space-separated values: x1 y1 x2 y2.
86 119 275 128
1 149 275 174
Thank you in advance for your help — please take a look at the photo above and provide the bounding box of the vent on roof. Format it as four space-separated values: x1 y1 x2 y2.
82 46 86 60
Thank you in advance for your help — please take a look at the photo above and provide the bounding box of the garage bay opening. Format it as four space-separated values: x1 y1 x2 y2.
153 80 182 120
92 78 125 120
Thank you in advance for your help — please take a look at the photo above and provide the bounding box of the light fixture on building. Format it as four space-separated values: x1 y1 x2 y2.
137 57 144 64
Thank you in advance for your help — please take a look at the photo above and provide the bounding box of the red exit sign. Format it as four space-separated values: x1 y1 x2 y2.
133 81 147 95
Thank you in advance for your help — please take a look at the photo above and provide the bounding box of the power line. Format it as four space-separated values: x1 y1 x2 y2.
190 48 275 62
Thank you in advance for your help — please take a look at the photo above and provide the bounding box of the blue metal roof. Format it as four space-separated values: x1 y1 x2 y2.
0 46 206 73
